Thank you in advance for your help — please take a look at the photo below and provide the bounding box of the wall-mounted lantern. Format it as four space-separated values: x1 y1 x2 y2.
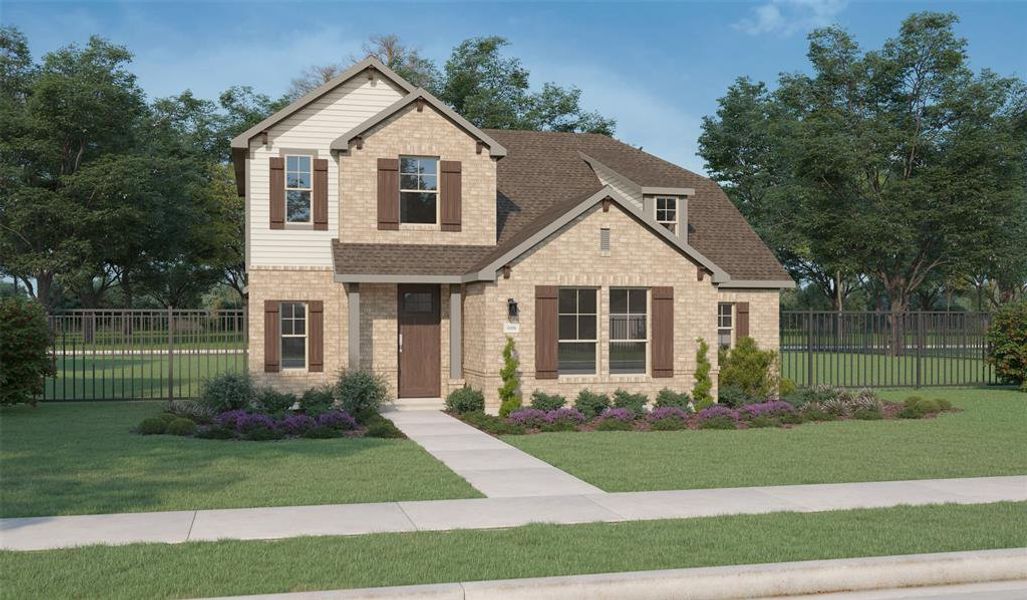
507 298 519 320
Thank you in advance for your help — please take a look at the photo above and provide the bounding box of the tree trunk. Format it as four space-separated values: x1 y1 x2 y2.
888 294 908 357
35 272 55 314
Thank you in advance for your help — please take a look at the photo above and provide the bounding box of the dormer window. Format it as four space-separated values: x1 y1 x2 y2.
285 155 312 223
656 197 677 233
400 156 438 224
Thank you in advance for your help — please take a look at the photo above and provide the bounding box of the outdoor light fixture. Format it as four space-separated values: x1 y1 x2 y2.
507 298 519 320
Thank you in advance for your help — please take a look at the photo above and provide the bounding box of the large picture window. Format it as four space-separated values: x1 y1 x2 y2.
718 302 733 350
609 288 647 374
285 155 312 223
399 156 438 224
558 288 597 375
280 302 307 369
655 197 677 233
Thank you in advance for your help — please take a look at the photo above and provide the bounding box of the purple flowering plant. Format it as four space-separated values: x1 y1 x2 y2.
507 408 548 428
278 413 316 435
215 409 249 430
236 412 277 433
740 401 796 419
646 407 689 422
316 410 358 431
544 408 586 425
597 407 635 422
696 405 739 422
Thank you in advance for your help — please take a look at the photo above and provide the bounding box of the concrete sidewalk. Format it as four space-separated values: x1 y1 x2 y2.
2 475 1025 551
383 410 603 497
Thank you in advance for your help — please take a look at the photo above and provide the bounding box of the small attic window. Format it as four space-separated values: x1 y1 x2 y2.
600 228 611 253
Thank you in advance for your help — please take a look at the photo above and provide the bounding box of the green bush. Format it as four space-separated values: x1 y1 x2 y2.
800 402 837 422
300 385 336 417
461 410 525 435
778 378 798 397
497 337 522 417
362 414 405 438
168 400 214 424
717 385 757 408
612 389 648 416
166 417 197 436
196 426 235 439
446 386 485 414
746 415 778 428
649 417 686 431
596 417 633 431
242 425 282 441
138 417 168 435
529 390 567 411
573 389 611 419
986 300 1027 390
654 388 691 409
199 373 254 413
254 388 297 417
719 337 778 400
936 398 953 411
301 426 343 439
693 338 713 409
783 385 842 408
335 370 389 422
0 296 54 406
853 407 883 420
540 420 578 432
697 416 738 430
157 412 179 424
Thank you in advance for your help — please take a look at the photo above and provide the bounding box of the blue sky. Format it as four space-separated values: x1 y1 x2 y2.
4 1 1025 173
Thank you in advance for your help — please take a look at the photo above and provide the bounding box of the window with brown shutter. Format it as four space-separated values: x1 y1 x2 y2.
313 159 328 230
535 286 558 379
651 286 674 378
269 157 285 230
440 160 462 231
736 302 750 339
263 300 280 372
377 158 399 230
308 300 324 372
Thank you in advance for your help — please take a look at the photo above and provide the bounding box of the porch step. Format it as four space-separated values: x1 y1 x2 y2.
383 397 445 412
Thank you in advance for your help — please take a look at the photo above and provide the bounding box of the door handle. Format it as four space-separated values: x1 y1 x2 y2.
399 333 403 353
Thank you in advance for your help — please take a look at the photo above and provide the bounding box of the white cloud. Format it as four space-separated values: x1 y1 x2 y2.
734 0 847 36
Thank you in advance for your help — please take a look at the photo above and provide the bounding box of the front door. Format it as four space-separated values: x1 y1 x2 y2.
397 284 441 398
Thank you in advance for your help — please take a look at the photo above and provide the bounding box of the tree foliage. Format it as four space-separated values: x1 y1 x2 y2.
986 300 1027 390
498 336 522 418
0 295 54 405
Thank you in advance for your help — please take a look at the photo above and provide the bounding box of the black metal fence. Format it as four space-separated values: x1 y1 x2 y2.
43 309 247 401
780 311 995 388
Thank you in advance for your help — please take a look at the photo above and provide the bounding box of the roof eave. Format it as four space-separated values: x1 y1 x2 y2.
718 279 797 290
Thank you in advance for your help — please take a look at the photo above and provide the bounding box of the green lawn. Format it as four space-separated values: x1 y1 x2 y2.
505 388 1027 492
45 353 246 401
0 402 481 517
2 502 1023 599
779 351 993 387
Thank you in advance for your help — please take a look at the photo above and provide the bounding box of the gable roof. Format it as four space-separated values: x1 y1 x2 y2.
329 89 507 157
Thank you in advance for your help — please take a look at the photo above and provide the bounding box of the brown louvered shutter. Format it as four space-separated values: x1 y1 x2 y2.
440 160 462 232
535 286 558 379
651 287 674 378
308 300 324 372
269 157 285 229
736 302 750 339
377 158 399 230
264 300 280 372
313 158 328 231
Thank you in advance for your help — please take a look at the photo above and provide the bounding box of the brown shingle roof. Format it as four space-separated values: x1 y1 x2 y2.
332 241 492 277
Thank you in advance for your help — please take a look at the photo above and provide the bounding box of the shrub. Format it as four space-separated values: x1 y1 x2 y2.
461 411 525 435
530 390 567 411
168 400 214 424
446 386 485 414
747 415 778 428
647 407 689 431
719 337 778 400
507 408 548 428
654 388 691 410
778 378 798 397
598 407 635 422
157 412 179 424
237 413 278 434
853 407 883 420
196 425 235 439
166 418 197 436
544 407 586 426
740 400 795 420
198 373 254 413
316 410 358 431
215 409 249 431
335 370 389 421
498 337 523 417
612 389 648 416
243 425 282 441
783 385 842 408
363 414 404 438
693 338 714 409
986 300 1027 390
138 417 168 435
800 401 837 422
596 417 633 431
254 388 298 417
574 389 611 419
717 385 757 408
696 405 739 430
0 296 54 406
936 398 953 411
279 414 317 435
301 426 343 439
900 397 941 419
300 385 335 417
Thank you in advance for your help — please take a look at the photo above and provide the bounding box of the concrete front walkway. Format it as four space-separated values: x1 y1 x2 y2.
382 410 603 497
2 475 1025 551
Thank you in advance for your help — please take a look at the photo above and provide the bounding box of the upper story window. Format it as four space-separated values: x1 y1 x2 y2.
280 302 307 369
656 197 677 233
558 288 598 375
285 155 312 223
400 156 438 224
610 288 647 374
717 302 733 350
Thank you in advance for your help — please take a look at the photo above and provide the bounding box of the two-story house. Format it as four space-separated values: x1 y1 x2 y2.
231 57 793 410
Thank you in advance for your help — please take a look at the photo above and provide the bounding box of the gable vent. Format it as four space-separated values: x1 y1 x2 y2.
600 228 611 253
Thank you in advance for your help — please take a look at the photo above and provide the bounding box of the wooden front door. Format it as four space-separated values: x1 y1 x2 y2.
397 284 441 398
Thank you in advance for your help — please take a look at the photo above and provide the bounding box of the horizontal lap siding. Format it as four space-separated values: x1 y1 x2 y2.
248 77 405 268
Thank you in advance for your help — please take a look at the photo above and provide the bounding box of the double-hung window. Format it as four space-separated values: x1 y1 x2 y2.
609 288 647 374
280 302 307 369
558 288 597 374
285 155 312 223
655 197 677 233
399 156 438 224
717 302 733 350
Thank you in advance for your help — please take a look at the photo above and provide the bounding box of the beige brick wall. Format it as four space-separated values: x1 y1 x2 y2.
716 289 781 352
338 103 497 246
463 203 723 411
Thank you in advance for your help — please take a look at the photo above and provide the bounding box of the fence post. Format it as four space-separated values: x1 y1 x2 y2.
806 309 814 387
915 311 923 389
167 306 174 404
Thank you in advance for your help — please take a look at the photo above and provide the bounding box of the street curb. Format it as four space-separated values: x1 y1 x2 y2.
202 548 1027 599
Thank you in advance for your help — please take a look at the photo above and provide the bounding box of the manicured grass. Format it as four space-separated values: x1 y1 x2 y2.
779 351 993 387
0 402 481 517
505 388 1027 492
1 502 1024 599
